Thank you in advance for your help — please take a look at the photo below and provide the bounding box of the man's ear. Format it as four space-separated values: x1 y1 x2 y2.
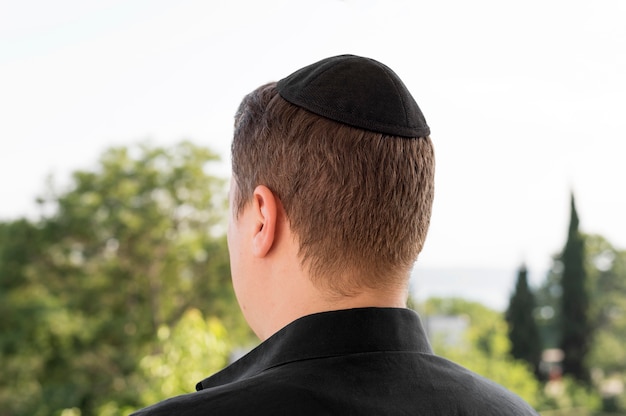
251 185 278 258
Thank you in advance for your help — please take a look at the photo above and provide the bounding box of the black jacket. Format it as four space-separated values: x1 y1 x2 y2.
131 307 539 415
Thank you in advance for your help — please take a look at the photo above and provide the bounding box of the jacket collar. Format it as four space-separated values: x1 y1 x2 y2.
197 307 432 391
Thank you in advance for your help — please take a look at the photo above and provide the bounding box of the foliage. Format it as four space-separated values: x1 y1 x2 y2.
506 264 542 376
136 309 230 404
422 297 541 407
0 141 247 415
0 219 57 415
559 194 591 382
539 376 602 414
536 233 626 412
584 235 626 413
534 258 563 349
95 308 232 415
584 235 626 375
534 198 626 413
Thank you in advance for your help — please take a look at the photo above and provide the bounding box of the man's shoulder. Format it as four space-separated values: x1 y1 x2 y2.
129 377 331 416
420 354 539 414
131 360 538 416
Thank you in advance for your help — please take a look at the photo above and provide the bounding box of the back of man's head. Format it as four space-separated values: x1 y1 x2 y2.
231 55 435 295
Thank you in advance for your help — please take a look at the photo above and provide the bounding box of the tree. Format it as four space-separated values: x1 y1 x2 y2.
559 193 591 382
0 141 248 415
583 235 626 412
535 233 626 412
96 308 232 415
584 234 626 375
0 219 57 415
534 258 562 350
506 265 542 377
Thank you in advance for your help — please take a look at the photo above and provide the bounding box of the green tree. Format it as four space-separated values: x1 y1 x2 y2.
584 235 626 374
0 219 57 415
534 257 562 350
584 235 626 412
560 193 591 383
506 265 542 376
0 141 247 415
96 308 232 416
536 234 626 412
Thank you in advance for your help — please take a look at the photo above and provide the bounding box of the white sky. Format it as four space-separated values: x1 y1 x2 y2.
1 0 625 287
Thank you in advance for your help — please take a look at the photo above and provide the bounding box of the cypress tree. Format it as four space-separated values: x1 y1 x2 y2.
506 264 542 376
559 193 591 382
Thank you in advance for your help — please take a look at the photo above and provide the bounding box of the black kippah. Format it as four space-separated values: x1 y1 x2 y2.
276 54 430 138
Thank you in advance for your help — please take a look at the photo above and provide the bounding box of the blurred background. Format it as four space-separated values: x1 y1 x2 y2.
1 1 625 415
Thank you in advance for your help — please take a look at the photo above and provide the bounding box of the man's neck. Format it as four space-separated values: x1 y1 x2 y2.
257 280 408 341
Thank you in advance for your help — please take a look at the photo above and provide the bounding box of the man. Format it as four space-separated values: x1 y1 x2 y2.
132 54 538 415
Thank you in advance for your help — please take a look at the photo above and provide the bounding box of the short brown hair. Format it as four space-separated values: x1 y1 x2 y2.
232 82 435 294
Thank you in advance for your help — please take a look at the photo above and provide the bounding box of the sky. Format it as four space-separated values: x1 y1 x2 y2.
1 0 625 306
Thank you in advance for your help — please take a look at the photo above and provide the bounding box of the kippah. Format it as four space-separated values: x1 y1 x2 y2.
276 54 430 138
